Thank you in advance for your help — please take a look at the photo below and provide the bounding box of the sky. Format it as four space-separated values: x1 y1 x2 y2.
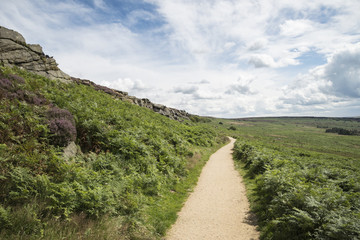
1 0 360 118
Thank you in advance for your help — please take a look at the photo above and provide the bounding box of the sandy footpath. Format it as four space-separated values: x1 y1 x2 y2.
166 137 259 240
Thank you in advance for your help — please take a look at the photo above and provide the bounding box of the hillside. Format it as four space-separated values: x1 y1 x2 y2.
0 25 191 121
1 25 359 240
0 25 228 239
0 65 226 239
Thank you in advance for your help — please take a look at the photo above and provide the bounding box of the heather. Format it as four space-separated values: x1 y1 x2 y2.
0 66 225 239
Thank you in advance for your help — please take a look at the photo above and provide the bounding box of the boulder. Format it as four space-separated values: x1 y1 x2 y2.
0 26 26 43
0 26 70 82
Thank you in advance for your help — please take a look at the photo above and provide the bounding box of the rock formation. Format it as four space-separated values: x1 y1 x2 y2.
71 77 190 120
0 26 70 82
0 25 190 120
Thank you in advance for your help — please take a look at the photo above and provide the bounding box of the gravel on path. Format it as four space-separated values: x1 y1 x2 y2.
166 137 259 240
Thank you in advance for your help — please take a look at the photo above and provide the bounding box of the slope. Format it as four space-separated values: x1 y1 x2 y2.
0 66 226 239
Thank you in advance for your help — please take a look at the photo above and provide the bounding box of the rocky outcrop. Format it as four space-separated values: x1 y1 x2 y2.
0 25 191 120
71 77 191 120
0 26 70 82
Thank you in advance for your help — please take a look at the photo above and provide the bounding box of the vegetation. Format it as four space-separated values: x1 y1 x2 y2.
0 66 226 239
325 127 360 136
209 117 360 239
1 64 359 239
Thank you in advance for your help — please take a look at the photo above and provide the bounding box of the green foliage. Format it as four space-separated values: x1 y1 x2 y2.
233 140 360 240
325 127 360 136
0 66 225 239
228 126 236 130
0 204 11 230
189 115 211 123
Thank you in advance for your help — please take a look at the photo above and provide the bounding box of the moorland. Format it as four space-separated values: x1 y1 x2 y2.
0 66 359 239
213 117 360 239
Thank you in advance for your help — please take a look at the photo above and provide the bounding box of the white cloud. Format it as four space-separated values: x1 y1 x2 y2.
224 42 236 50
174 85 198 95
226 77 256 95
248 39 267 51
281 78 333 106
1 0 360 117
104 78 147 95
93 0 107 10
248 53 299 68
278 44 360 116
323 44 360 98
199 79 210 84
280 19 314 37
248 54 276 68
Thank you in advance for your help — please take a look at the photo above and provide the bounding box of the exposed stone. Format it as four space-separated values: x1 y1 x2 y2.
0 25 191 121
0 26 25 43
71 76 191 120
63 141 79 161
0 26 70 82
28 44 43 55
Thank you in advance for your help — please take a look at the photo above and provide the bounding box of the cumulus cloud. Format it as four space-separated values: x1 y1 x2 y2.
107 78 147 94
199 79 210 84
226 77 256 95
280 78 333 106
248 39 267 51
278 44 360 116
188 79 210 85
174 85 198 94
323 45 360 98
248 54 276 68
248 54 299 68
93 0 107 10
280 19 314 37
283 44 360 103
173 84 219 100
1 0 360 117
224 42 236 50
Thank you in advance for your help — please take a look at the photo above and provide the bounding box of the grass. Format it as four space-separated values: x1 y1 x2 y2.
209 117 360 159
222 117 360 239
2 64 359 239
0 66 227 239
144 141 229 237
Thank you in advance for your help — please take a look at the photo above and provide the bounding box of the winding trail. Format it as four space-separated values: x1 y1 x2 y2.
166 137 259 240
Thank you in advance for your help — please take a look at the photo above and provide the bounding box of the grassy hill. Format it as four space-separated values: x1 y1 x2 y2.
0 66 226 239
1 65 359 239
213 117 360 239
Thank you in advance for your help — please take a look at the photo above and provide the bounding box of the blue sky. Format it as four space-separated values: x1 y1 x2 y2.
1 0 360 117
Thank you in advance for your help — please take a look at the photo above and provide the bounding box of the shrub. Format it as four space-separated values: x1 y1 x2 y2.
0 205 11 231
0 78 12 90
47 107 76 147
233 140 360 239
0 66 222 239
8 74 25 84
47 107 75 124
325 127 360 136
228 126 236 130
48 118 77 147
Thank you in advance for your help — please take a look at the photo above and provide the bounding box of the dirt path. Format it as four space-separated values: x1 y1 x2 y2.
166 137 259 240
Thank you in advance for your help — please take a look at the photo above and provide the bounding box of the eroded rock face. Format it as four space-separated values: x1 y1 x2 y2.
0 25 191 120
0 26 70 82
